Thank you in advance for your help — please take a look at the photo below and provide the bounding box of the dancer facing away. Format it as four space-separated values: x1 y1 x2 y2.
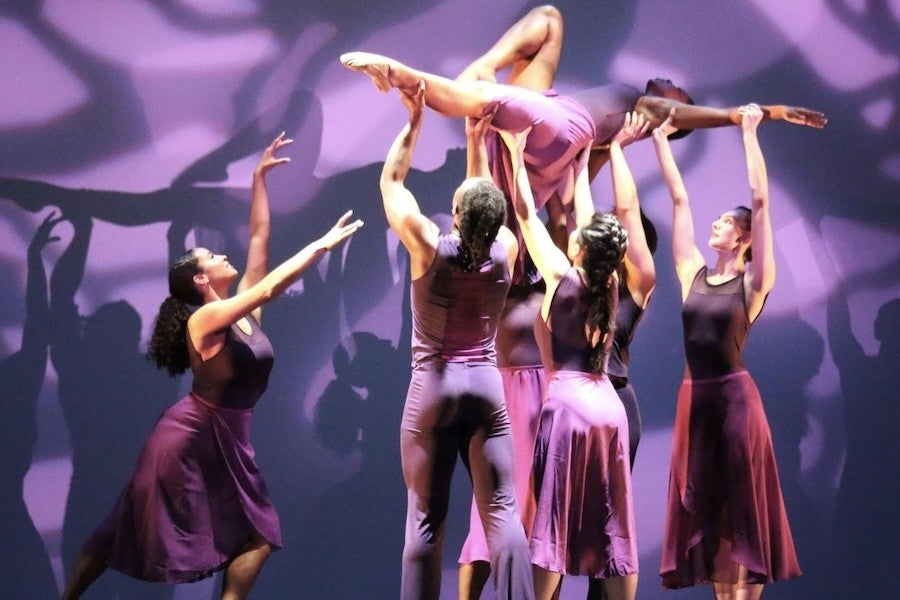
381 80 534 600
456 112 654 600
652 106 801 599
504 127 637 600
340 4 826 280
60 134 363 600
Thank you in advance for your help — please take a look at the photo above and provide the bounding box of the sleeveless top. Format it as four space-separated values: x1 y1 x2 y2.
607 283 643 384
535 268 607 374
188 314 275 409
571 83 644 148
682 267 753 379
411 234 511 366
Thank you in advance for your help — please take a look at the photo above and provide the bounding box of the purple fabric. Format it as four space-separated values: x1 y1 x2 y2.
484 87 595 283
458 365 547 564
82 317 281 583
403 234 534 599
529 268 638 578
411 235 510 365
661 269 800 588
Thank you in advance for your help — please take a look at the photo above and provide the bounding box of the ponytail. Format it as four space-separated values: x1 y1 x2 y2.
148 296 192 376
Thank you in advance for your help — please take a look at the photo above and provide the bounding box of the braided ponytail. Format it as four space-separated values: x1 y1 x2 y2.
456 179 507 271
579 213 628 374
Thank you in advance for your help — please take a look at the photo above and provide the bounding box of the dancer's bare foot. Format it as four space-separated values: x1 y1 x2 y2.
340 52 397 93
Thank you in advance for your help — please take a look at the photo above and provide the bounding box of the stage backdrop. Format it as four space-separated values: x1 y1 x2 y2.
1 1 897 598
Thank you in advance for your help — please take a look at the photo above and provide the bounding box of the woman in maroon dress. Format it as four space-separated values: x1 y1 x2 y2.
61 135 362 599
652 106 801 598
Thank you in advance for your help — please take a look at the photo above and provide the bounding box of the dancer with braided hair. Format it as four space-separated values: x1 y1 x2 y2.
381 81 534 600
502 129 636 600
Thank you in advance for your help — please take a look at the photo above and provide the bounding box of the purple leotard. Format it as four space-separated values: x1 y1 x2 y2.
82 314 281 583
529 269 637 578
401 234 534 599
661 267 801 587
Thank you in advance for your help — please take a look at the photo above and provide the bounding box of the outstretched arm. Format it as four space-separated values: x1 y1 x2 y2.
238 132 293 321
635 95 827 132
189 211 363 349
465 109 495 179
652 111 704 299
740 104 775 321
610 112 655 308
379 81 439 278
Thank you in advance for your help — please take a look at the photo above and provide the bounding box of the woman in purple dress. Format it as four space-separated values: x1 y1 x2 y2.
652 106 801 598
503 128 636 600
381 81 534 600
60 135 363 600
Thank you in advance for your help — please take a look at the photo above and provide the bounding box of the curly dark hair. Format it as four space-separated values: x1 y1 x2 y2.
147 250 203 376
456 179 507 271
579 213 628 374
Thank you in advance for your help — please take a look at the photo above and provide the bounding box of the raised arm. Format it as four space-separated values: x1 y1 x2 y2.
652 111 704 299
379 81 439 279
189 211 363 350
500 129 570 290
465 110 494 179
238 133 293 321
609 112 655 308
740 104 775 322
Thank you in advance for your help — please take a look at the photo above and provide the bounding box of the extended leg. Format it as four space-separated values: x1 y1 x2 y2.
60 552 108 600
341 52 495 118
457 5 563 91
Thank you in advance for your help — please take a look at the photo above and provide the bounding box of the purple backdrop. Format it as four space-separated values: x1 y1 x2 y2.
1 1 897 598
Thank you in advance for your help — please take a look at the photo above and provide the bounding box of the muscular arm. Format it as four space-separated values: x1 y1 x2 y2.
379 82 438 279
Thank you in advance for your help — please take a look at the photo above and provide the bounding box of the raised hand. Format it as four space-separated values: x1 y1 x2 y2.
29 210 64 254
399 79 426 121
320 210 364 251
255 132 293 177
652 108 678 142
740 103 764 132
613 111 650 147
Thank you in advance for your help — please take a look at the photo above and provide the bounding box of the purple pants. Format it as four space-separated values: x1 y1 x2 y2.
400 361 534 600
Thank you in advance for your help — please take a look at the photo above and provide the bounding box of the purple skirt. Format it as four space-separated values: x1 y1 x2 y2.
529 371 637 578
83 392 281 583
660 371 801 587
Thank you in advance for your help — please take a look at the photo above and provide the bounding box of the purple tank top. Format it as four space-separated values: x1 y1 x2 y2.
534 268 604 373
682 267 753 378
411 234 511 365
188 314 274 409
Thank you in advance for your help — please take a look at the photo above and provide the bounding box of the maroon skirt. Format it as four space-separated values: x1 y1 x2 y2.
83 392 281 583
660 370 801 587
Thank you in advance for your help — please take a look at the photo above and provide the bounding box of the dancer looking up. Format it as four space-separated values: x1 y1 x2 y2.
652 106 801 598
61 135 363 600
380 80 534 600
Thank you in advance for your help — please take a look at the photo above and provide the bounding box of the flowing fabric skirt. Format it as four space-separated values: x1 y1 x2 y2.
529 371 637 578
83 392 281 583
660 370 801 587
